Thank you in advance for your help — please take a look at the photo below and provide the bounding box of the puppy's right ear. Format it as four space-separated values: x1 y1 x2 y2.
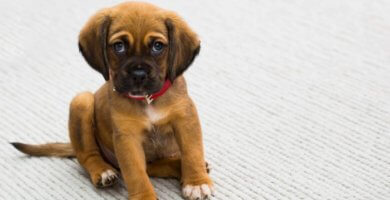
164 13 200 83
78 10 111 81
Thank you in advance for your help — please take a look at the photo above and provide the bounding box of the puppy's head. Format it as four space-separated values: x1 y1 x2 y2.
78 2 200 96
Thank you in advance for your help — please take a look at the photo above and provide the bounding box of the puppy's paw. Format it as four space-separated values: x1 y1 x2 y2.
94 169 118 188
182 184 215 200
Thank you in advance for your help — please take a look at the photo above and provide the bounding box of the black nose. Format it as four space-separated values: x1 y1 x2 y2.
132 69 147 84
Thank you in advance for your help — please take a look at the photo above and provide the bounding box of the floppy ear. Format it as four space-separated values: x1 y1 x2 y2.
165 13 200 82
78 10 111 81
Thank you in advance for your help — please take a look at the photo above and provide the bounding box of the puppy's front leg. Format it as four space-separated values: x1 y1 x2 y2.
173 100 214 200
113 124 156 200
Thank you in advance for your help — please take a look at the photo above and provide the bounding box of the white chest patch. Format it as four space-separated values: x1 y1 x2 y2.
145 105 166 124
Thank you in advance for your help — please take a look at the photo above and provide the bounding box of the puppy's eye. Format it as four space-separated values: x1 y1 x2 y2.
151 41 164 55
113 41 126 54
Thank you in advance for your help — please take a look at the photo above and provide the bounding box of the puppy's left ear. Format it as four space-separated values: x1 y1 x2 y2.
165 13 200 82
78 9 111 81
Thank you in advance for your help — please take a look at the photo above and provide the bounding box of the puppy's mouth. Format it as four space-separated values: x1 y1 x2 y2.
113 78 164 97
117 85 162 97
127 90 147 97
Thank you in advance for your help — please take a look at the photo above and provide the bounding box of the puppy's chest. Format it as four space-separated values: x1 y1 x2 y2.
143 105 179 161
145 105 166 125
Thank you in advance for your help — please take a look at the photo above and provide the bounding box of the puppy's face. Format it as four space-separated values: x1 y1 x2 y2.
108 19 168 95
78 2 200 96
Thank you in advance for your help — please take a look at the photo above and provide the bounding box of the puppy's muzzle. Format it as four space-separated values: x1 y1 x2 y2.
124 61 152 86
131 69 147 85
114 61 158 95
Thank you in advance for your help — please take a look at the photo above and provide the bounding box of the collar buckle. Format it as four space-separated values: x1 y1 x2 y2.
145 95 153 104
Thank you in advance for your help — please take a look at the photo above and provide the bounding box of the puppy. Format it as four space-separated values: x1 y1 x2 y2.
11 2 214 200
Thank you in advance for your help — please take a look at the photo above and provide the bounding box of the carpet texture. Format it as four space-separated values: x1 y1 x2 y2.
1 0 390 199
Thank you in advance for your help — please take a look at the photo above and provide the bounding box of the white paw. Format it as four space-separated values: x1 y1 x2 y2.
99 169 118 187
182 184 215 200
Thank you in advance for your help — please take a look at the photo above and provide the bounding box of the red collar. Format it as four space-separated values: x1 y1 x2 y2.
124 80 172 104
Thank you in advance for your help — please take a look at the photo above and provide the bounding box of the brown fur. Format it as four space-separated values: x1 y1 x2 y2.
10 142 74 157
11 2 212 200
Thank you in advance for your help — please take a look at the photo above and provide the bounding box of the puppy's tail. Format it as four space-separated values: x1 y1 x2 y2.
10 142 75 157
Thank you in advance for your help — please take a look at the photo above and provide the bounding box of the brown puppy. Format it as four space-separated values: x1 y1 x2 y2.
11 2 214 200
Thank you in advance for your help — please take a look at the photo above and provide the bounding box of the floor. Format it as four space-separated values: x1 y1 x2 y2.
1 0 390 199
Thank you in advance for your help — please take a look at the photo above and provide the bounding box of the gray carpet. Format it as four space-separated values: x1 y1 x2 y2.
1 0 390 199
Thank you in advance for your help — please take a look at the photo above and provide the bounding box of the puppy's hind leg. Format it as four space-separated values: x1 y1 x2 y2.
69 92 118 188
147 157 182 179
147 157 211 179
